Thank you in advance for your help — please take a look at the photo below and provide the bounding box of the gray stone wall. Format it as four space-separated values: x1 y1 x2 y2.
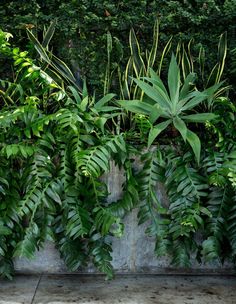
15 162 234 274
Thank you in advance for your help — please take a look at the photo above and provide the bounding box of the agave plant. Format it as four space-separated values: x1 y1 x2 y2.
119 54 219 162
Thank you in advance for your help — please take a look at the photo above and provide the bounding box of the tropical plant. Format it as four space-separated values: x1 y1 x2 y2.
119 54 219 162
0 29 133 280
1 21 236 281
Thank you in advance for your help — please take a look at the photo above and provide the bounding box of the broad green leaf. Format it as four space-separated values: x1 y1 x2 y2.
183 113 217 123
179 72 196 100
173 117 187 141
133 79 171 110
148 120 171 147
94 94 116 110
186 130 201 163
118 100 154 115
181 92 207 111
0 225 11 236
68 86 82 104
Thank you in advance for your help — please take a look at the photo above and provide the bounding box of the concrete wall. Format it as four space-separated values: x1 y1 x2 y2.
15 162 234 274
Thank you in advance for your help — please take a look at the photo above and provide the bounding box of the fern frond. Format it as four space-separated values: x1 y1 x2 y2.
202 186 233 261
55 108 83 133
0 258 14 279
93 206 124 237
77 135 126 178
90 239 114 279
227 192 236 255
108 175 139 217
66 206 92 239
13 223 40 259
57 235 86 271
203 151 227 186
171 239 192 267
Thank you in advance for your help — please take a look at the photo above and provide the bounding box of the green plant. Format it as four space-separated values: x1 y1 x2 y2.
0 30 134 279
1 21 236 281
119 54 219 162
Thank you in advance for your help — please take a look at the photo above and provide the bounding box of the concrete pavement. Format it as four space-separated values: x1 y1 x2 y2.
0 274 236 304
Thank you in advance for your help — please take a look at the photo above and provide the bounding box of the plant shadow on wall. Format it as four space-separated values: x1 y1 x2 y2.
0 21 236 280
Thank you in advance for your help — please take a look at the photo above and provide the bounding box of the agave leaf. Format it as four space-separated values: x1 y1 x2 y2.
186 129 201 163
133 78 171 111
173 117 187 141
181 91 208 111
183 113 217 123
118 100 155 116
179 72 196 100
148 120 171 147
168 54 180 111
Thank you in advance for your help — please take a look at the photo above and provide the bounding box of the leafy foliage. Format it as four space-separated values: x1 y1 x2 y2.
119 55 219 162
0 30 130 279
1 19 236 280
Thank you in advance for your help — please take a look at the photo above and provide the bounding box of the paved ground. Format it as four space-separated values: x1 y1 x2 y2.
0 274 236 304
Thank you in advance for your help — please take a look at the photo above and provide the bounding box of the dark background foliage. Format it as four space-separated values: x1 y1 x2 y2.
0 0 236 93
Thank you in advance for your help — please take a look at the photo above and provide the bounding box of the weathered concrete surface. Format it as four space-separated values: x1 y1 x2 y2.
0 274 40 304
14 162 234 274
1 275 236 304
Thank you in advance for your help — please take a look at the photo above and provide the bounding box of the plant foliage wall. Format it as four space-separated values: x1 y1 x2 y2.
1 2 236 280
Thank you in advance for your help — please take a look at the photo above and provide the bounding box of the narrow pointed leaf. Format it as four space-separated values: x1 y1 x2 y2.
168 54 180 108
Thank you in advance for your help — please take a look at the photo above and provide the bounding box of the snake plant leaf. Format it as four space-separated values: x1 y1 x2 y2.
148 120 171 147
129 28 146 76
42 19 57 49
147 19 159 69
27 30 50 63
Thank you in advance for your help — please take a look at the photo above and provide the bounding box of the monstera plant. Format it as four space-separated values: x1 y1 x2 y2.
119 55 219 162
